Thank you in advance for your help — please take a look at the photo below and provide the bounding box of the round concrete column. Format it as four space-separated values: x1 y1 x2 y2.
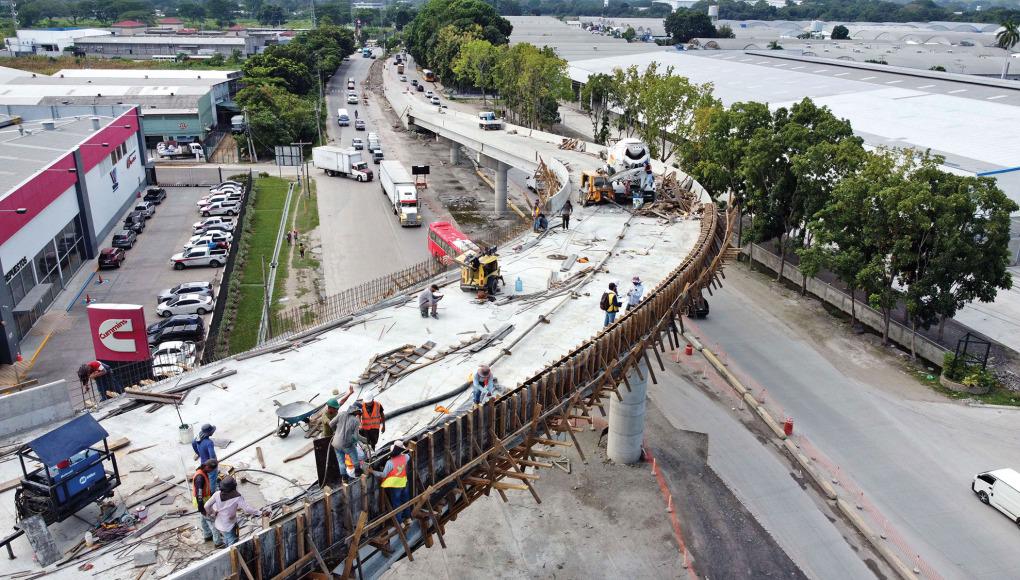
607 361 648 464
495 161 509 216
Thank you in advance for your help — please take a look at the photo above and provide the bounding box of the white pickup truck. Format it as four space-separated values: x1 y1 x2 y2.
170 246 228 270
478 111 502 130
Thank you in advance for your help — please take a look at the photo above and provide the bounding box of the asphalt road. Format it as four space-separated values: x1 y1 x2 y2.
27 186 222 402
316 51 434 295
693 264 1020 579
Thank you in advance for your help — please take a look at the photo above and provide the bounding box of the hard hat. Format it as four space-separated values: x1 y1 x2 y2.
200 424 216 437
326 398 340 409
219 476 237 493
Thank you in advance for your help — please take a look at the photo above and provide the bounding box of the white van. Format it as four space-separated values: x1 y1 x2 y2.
337 108 350 127
973 468 1020 523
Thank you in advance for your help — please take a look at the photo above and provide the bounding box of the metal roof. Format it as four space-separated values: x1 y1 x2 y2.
0 115 126 193
73 35 247 45
505 16 668 61
53 69 240 80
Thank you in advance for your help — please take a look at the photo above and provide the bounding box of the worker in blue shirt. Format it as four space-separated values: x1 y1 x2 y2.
192 424 219 491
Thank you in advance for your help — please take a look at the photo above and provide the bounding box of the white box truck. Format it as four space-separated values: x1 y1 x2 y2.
312 146 374 182
379 160 420 227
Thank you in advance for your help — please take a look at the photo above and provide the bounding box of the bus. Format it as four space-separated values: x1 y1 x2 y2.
423 69 436 82
427 221 479 261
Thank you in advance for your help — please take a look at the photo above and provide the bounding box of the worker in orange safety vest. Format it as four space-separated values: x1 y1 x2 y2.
192 459 218 542
358 397 385 451
372 440 411 522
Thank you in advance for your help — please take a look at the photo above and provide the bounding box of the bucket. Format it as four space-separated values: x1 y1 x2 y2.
178 424 194 445
134 505 148 521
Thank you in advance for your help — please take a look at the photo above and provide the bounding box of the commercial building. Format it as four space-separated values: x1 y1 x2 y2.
72 35 256 59
0 68 241 149
0 109 147 363
3 28 111 57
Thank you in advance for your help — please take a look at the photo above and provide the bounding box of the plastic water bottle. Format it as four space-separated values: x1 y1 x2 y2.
515 276 523 293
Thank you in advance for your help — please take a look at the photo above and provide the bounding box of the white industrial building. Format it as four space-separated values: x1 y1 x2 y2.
0 110 147 363
3 28 111 56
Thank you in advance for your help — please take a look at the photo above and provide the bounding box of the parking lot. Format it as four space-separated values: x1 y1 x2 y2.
25 185 228 404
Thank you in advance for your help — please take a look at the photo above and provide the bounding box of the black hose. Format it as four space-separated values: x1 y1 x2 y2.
385 381 470 421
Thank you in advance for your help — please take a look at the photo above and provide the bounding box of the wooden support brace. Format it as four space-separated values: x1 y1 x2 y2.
463 477 529 491
341 511 368 580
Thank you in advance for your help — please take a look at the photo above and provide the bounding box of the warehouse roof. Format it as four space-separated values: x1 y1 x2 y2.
72 35 247 45
0 115 126 193
568 50 1020 196
53 69 240 80
505 16 667 60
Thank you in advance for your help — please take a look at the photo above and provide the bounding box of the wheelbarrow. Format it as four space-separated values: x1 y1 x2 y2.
275 401 322 438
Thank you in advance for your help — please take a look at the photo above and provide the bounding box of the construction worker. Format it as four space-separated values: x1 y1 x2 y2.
192 424 218 491
472 365 496 404
418 284 442 319
600 282 622 327
626 276 644 311
192 459 218 543
77 360 113 400
533 212 548 233
372 440 411 522
560 200 573 230
330 406 365 478
320 385 355 440
358 397 385 450
205 476 268 548
343 442 368 481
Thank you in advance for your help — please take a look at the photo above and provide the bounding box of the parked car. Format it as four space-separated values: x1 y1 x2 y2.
98 247 125 269
193 217 235 232
195 223 235 237
158 281 214 304
170 246 228 269
399 75 407 82
351 138 364 150
201 201 240 217
184 232 233 250
416 84 424 92
150 340 198 378
355 119 366 131
198 192 241 207
143 187 167 204
347 92 359 104
429 96 440 106
123 212 146 232
156 293 214 317
147 315 204 345
133 200 155 219
111 229 137 249
210 181 243 192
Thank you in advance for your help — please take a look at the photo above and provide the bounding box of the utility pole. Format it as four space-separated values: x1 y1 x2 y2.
310 0 317 28
291 140 313 192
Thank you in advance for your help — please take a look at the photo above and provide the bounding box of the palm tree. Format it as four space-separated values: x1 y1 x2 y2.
996 20 1019 80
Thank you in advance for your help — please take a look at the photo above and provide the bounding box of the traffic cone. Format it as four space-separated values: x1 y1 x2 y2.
96 274 104 284
85 294 93 304
16 353 23 362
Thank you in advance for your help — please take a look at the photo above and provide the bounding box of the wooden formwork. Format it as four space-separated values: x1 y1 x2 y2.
222 203 737 580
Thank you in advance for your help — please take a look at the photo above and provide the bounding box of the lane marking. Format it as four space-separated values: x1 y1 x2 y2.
948 89 967 94
987 95 1008 100
835 72 850 76
860 76 876 80
885 80 902 84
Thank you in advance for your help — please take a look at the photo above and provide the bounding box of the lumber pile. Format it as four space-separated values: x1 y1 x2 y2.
558 138 585 152
356 342 435 386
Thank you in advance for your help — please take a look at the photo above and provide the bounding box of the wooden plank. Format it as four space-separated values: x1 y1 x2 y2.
305 530 331 575
256 447 266 469
463 477 528 491
341 511 368 580
283 442 314 463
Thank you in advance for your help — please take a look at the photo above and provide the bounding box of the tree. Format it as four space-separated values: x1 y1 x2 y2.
929 65 946 72
633 64 719 164
690 101 772 208
493 43 570 128
830 24 850 39
429 25 479 84
996 19 1019 79
385 3 415 30
317 1 352 25
767 40 783 50
207 0 237 27
664 9 717 43
611 65 643 138
621 27 636 42
741 98 864 284
453 39 500 103
716 24 735 39
405 0 512 67
242 53 315 94
579 72 615 145
257 4 286 25
237 84 321 156
177 1 207 25
208 52 226 66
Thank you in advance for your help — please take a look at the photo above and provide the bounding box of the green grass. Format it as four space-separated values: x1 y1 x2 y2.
911 367 1020 407
227 176 293 354
291 180 320 271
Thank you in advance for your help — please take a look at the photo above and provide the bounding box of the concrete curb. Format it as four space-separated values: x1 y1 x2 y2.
835 498 918 580
691 342 920 580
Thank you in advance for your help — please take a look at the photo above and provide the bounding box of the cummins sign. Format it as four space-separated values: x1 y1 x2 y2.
86 304 148 361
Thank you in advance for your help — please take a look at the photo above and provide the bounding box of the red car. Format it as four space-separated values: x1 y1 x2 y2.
98 247 126 269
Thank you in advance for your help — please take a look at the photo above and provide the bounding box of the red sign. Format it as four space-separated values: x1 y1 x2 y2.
87 304 149 362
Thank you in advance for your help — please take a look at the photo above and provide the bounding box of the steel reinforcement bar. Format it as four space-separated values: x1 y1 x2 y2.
188 203 737 580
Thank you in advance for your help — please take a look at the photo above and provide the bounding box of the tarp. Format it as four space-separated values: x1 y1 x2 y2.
27 414 108 467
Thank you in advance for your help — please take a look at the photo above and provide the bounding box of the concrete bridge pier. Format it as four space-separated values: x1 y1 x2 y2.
607 360 648 464
479 154 509 216
443 137 461 165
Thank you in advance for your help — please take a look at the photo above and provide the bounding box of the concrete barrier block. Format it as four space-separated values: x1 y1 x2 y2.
0 380 73 438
